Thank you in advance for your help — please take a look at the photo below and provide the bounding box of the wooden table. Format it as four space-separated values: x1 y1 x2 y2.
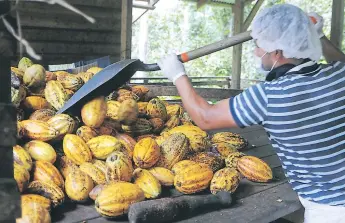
52 125 302 223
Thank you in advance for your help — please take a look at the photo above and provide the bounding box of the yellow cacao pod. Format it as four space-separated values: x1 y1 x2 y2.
16 202 51 223
92 160 107 175
27 181 65 207
117 91 139 102
136 134 157 142
87 135 124 160
146 98 168 121
188 152 224 172
89 184 105 201
65 89 74 99
57 156 79 179
24 140 57 163
211 132 248 150
80 162 106 185
148 167 175 186
133 138 160 169
210 168 241 194
214 142 239 159
21 194 51 212
14 163 30 193
137 102 148 115
46 71 57 82
117 99 139 125
63 134 92 165
76 126 99 142
47 114 76 139
33 160 65 189
155 133 189 170
86 66 102 75
22 96 51 111
20 120 59 141
29 109 56 122
23 64 46 88
171 160 198 175
12 66 25 79
162 115 180 132
115 133 136 159
44 80 69 110
77 72 94 83
166 104 184 119
65 169 94 202
106 100 121 121
81 96 107 128
237 156 273 182
133 168 161 199
149 118 165 134
13 145 32 171
225 152 245 169
57 74 84 91
174 163 213 194
105 151 133 182
95 182 145 218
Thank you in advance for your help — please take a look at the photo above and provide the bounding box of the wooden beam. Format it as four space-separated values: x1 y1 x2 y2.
330 0 344 49
121 0 133 60
243 0 264 31
231 0 244 89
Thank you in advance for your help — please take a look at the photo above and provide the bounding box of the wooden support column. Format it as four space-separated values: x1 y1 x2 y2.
121 0 133 60
231 0 244 89
243 0 265 31
330 0 344 49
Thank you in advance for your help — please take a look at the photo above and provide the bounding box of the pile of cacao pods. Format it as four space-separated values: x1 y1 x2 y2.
12 57 273 222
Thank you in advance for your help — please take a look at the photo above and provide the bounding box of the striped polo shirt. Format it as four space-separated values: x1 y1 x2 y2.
230 60 345 206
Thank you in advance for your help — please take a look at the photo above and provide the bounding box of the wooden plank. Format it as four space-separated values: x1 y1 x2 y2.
21 0 122 8
231 0 244 90
244 144 276 159
22 29 120 44
18 13 121 31
147 86 242 99
330 0 345 48
240 129 270 148
121 0 133 60
243 0 264 31
262 154 282 169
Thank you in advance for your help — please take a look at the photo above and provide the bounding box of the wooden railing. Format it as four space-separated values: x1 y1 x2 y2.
129 76 262 89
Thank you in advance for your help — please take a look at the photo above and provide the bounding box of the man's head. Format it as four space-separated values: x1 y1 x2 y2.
251 4 322 71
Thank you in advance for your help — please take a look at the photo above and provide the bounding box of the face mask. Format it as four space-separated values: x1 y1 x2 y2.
254 52 279 77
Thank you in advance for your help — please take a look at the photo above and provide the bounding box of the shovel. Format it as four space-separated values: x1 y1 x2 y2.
57 31 252 115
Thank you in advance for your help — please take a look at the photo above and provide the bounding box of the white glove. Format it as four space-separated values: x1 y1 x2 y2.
157 53 186 85
308 12 325 38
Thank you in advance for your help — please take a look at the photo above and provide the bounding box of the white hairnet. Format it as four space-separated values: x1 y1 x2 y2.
251 4 322 61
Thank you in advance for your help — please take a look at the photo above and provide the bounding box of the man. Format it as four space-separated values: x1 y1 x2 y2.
158 4 345 223
0 0 17 57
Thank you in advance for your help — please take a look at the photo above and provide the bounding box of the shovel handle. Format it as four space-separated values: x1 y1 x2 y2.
140 30 252 72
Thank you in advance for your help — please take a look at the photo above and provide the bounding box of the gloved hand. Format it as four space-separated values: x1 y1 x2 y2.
157 53 186 85
308 12 325 38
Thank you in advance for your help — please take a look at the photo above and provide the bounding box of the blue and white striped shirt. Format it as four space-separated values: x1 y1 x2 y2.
230 60 345 206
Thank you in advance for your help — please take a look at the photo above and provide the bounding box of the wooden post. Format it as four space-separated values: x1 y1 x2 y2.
231 0 244 89
243 0 265 31
121 0 133 60
330 0 344 49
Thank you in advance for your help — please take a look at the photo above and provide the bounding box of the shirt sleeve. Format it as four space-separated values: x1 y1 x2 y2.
229 83 268 128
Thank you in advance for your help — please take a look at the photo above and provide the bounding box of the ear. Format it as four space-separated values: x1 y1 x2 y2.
271 50 283 60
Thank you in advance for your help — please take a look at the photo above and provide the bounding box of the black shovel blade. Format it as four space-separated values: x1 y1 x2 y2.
57 59 140 115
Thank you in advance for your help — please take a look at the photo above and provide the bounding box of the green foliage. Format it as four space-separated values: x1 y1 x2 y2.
132 0 341 86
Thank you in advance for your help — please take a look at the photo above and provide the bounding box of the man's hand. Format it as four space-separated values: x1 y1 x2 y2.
157 53 186 85
308 12 325 38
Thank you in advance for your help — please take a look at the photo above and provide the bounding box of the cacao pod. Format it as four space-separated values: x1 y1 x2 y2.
105 151 133 182
133 137 160 169
166 104 184 119
16 202 51 223
18 57 33 72
57 156 79 179
22 96 51 111
225 152 245 169
155 133 189 170
115 133 136 159
131 85 149 99
29 109 56 122
65 169 94 202
81 96 107 128
122 118 152 136
11 85 27 107
174 163 213 194
133 168 161 199
27 181 65 207
17 121 24 139
65 89 74 99
76 126 99 142
89 184 105 201
77 72 94 83
95 182 145 218
57 74 83 91
171 160 198 175
137 102 148 115
86 67 102 75
237 156 273 182
47 114 76 139
148 167 175 186
117 99 139 125
211 132 248 150
210 167 241 194
136 134 157 142
63 134 92 165
26 86 45 98
188 152 224 172
23 64 45 88
106 91 118 101
213 142 239 159
117 91 139 102
24 140 57 163
162 115 180 132
12 66 24 79
13 145 32 171
146 98 168 121
20 120 59 141
87 135 124 160
80 162 106 185
14 163 30 193
33 160 64 189
92 160 107 175
106 100 121 121
45 80 68 110
46 71 57 82
149 118 165 134
21 194 51 212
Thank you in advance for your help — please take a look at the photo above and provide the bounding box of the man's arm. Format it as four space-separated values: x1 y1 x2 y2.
174 75 238 130
321 36 345 63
